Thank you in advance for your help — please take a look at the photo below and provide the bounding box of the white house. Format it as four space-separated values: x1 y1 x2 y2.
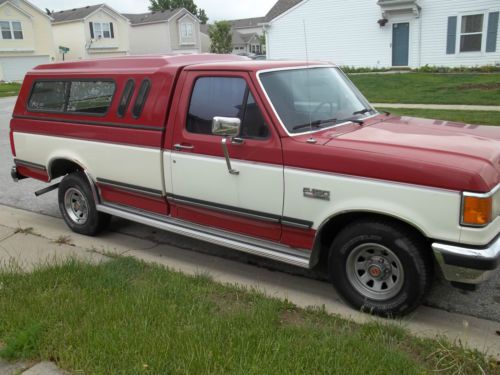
229 17 265 55
264 0 500 68
124 8 202 55
51 4 130 61
0 0 55 81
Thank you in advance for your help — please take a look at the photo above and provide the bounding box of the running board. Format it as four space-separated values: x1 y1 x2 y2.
97 204 311 269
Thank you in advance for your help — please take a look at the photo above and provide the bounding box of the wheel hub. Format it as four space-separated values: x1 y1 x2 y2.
366 256 391 280
346 243 405 301
64 187 89 225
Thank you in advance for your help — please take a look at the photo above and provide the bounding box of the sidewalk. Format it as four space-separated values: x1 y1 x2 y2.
373 103 500 112
0 204 499 362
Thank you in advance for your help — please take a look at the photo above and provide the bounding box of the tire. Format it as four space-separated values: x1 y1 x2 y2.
58 172 110 236
329 219 433 317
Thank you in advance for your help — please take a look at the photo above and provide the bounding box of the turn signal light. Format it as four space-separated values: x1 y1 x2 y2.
462 196 493 226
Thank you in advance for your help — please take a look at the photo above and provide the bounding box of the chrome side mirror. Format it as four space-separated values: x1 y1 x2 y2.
212 117 241 137
212 117 241 175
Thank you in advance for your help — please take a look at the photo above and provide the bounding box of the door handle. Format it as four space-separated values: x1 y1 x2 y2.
173 143 194 151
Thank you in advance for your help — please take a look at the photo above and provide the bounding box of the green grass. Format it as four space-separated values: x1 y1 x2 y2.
349 73 500 105
0 258 496 374
0 82 21 97
378 107 500 126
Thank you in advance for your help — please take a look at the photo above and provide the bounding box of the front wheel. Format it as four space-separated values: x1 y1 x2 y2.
58 172 110 236
329 220 433 317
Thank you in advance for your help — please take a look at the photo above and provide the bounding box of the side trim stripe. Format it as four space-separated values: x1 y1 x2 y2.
14 159 47 171
13 115 163 132
97 178 164 198
167 193 313 229
97 202 311 268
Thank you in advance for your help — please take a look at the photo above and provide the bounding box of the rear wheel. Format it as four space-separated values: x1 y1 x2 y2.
58 172 110 236
329 220 433 317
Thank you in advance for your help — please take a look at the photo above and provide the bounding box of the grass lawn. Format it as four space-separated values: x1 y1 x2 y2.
0 258 496 374
378 108 500 126
0 82 21 97
349 73 500 106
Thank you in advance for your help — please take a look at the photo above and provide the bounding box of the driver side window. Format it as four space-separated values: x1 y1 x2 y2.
187 77 269 139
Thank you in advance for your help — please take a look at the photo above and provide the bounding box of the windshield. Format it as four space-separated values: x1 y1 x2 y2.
259 67 375 134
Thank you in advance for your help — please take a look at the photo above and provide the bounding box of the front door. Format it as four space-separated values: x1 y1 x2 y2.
168 71 284 241
392 23 410 66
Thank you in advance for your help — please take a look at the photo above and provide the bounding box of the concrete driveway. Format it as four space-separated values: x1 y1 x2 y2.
1 96 500 322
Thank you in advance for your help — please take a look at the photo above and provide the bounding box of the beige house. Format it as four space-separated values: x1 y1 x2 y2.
124 8 202 55
0 0 55 81
51 4 130 61
200 24 210 53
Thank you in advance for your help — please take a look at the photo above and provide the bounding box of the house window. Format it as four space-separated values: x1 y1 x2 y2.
92 22 113 39
180 22 194 44
0 20 23 39
460 14 484 52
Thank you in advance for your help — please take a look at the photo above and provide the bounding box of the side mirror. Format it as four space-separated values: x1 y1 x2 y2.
212 117 241 137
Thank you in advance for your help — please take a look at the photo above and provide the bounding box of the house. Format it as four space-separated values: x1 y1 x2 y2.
263 0 500 68
200 24 211 53
124 8 202 55
51 4 130 61
0 0 55 81
229 17 265 55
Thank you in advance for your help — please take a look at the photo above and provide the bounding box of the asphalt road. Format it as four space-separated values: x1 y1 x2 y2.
1 96 499 322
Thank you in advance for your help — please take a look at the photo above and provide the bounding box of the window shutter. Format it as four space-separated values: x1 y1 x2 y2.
486 12 499 53
89 21 94 38
446 16 457 54
110 22 114 38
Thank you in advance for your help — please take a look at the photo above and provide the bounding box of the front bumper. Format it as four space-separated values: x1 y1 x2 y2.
432 235 500 285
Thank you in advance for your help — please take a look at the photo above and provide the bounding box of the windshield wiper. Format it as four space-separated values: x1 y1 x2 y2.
335 118 364 125
292 118 336 131
352 108 373 116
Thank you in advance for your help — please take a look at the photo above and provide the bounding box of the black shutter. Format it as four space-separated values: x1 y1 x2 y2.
486 12 499 53
110 22 114 38
89 21 94 38
446 16 457 54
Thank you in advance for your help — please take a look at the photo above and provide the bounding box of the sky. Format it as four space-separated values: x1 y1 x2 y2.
30 0 274 21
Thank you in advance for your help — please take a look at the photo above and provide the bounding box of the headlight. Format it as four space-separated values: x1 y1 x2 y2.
461 195 493 227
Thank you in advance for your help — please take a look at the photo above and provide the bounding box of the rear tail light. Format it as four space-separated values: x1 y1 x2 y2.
9 130 16 157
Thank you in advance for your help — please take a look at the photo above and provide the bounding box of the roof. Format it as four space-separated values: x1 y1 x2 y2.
51 4 103 23
230 17 265 29
200 24 210 34
232 31 258 45
123 8 184 25
30 54 323 75
0 0 54 20
264 0 303 22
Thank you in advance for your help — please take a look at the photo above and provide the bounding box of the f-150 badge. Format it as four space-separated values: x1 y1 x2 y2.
303 188 330 201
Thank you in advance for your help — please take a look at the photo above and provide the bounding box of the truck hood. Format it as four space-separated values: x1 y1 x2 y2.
289 115 500 193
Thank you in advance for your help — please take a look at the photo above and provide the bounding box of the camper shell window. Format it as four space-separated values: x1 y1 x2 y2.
28 79 116 116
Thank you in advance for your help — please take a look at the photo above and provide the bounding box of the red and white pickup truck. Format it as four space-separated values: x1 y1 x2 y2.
9 54 500 316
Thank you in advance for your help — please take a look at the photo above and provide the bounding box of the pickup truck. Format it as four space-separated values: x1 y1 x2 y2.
9 54 500 317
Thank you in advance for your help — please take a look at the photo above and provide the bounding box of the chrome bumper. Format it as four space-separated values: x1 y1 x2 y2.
432 235 500 285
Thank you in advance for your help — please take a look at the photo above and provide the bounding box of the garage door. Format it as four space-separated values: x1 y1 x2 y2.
0 55 50 82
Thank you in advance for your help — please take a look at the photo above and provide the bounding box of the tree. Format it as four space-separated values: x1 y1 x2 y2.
197 9 208 24
149 0 207 21
209 21 232 54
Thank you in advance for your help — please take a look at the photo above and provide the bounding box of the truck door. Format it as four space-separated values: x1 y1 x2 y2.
166 71 283 241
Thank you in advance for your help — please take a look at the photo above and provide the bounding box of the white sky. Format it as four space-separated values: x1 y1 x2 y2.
30 0 274 21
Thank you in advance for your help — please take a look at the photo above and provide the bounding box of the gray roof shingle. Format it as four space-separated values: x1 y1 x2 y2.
230 17 265 29
51 4 103 23
123 8 183 25
264 0 303 22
